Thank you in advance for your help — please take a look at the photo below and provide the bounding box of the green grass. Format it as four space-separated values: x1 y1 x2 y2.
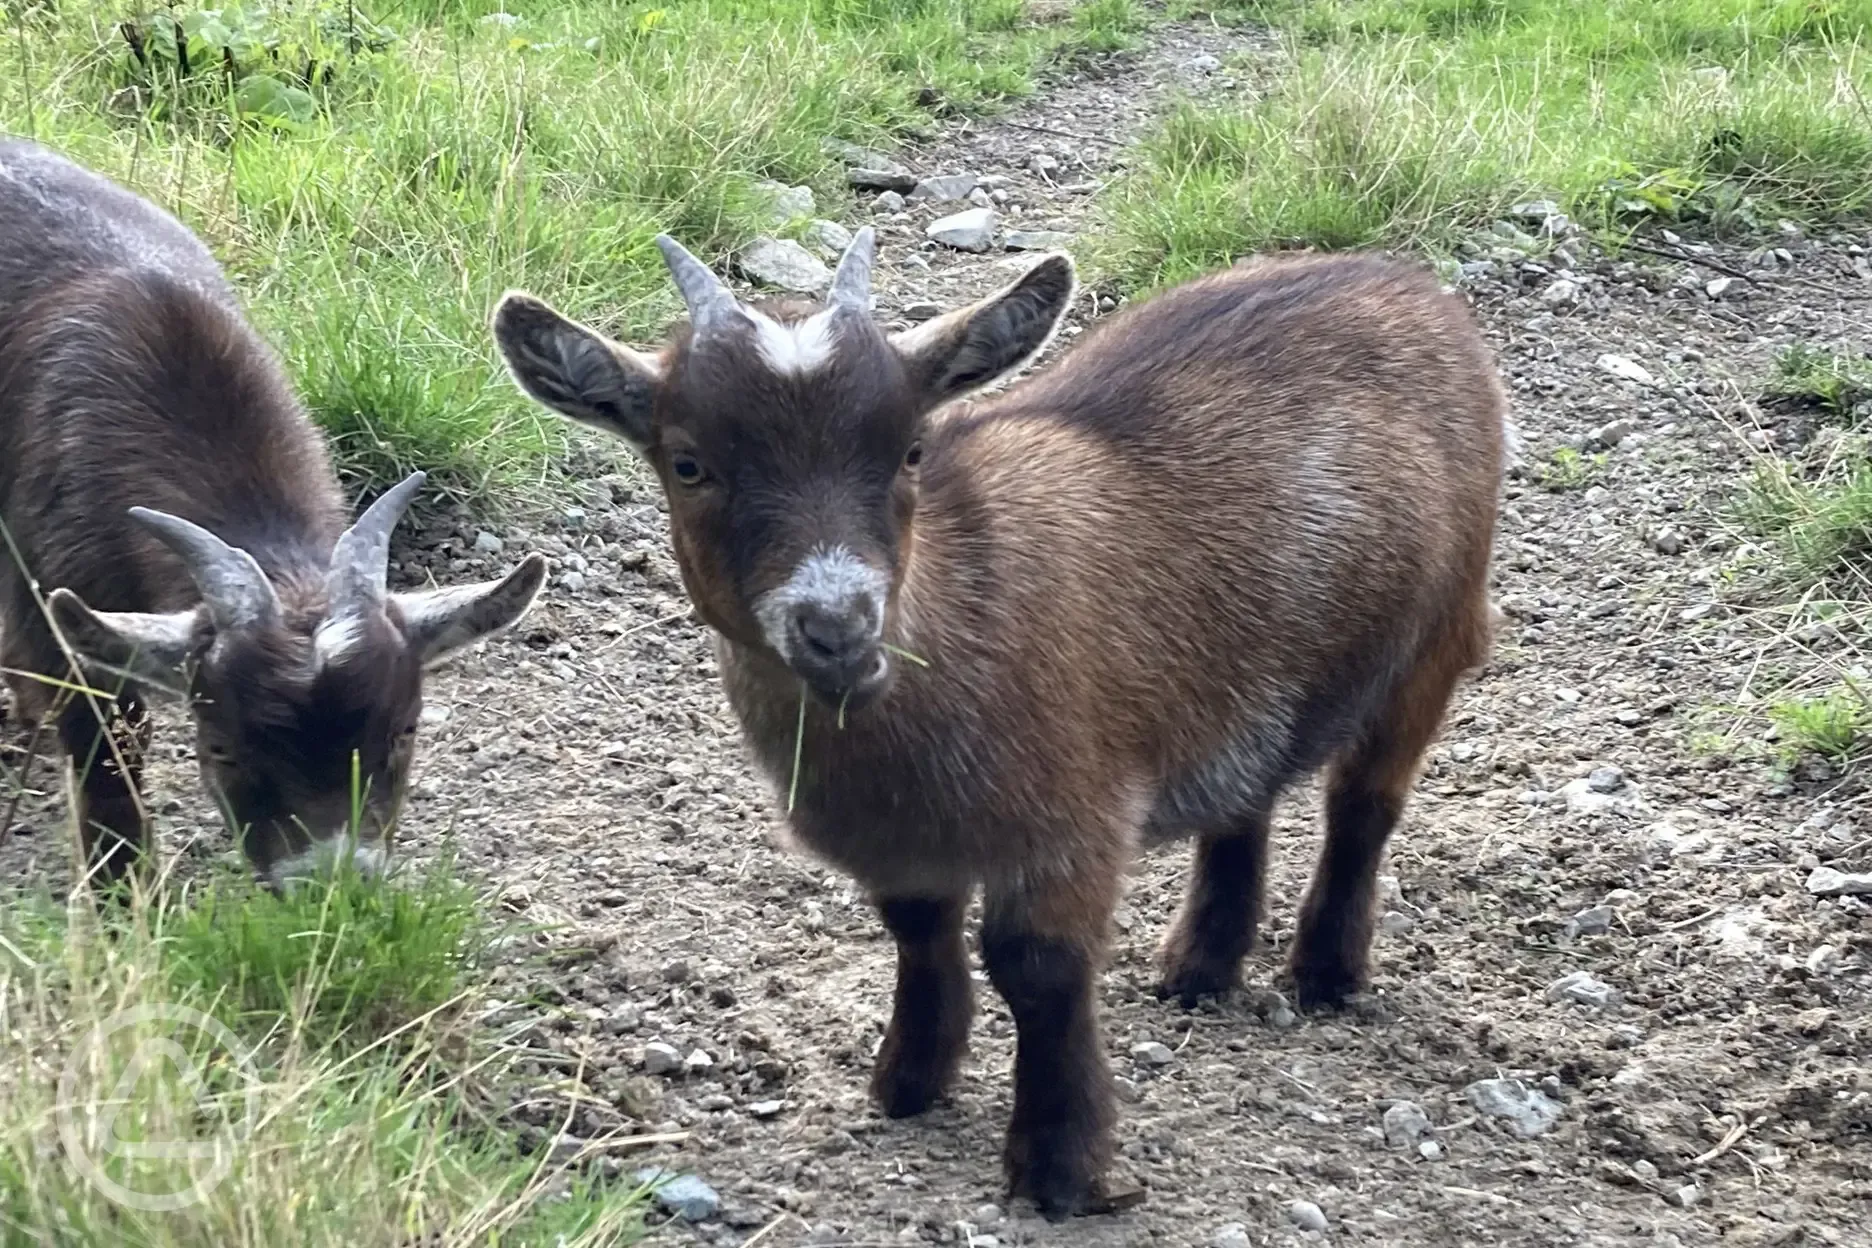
1738 450 1872 588
1531 445 1607 491
1767 342 1872 417
0 866 649 1245
1769 686 1869 764
1108 0 1872 285
2 0 1094 498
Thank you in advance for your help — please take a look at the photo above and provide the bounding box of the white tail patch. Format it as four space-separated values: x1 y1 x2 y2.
752 307 836 378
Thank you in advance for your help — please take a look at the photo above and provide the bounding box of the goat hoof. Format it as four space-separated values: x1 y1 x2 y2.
1154 959 1236 1009
869 1056 949 1118
1288 959 1361 1012
1007 1134 1118 1221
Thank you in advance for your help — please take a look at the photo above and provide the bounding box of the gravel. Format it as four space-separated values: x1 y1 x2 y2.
1465 1078 1564 1139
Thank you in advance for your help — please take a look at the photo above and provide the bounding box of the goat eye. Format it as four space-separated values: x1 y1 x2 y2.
903 440 923 470
670 453 705 486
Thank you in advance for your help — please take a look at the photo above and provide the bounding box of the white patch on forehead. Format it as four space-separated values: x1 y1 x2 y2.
751 307 836 378
753 545 889 662
313 615 366 668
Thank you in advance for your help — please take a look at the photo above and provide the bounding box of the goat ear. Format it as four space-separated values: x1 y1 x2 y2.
890 253 1076 404
491 292 660 453
46 589 200 687
392 553 548 668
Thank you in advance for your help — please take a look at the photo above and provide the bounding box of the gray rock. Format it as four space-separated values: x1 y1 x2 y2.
1596 353 1657 386
557 570 586 593
683 1048 715 1074
967 187 994 208
1465 1077 1562 1138
1418 1139 1444 1160
1589 418 1634 448
636 1169 722 1221
473 530 503 554
972 1203 1004 1228
1286 1200 1328 1232
1705 276 1737 298
1186 53 1221 73
909 173 980 203
1540 278 1580 307
1131 1041 1176 1067
748 1099 784 1118
752 179 814 223
1212 1223 1251 1248
1567 905 1615 937
641 1042 681 1075
1005 228 1074 251
1806 866 1872 896
560 506 587 529
902 301 942 322
821 137 889 166
737 237 831 293
850 164 917 192
1510 199 1564 223
1652 528 1684 555
1547 969 1622 1008
927 207 998 252
1588 767 1624 793
804 218 854 257
1383 1100 1433 1147
1378 910 1414 936
872 190 907 214
1030 153 1061 177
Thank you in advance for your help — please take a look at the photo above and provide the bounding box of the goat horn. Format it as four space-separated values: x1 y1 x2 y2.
654 233 743 335
327 470 426 618
828 226 876 313
127 507 281 633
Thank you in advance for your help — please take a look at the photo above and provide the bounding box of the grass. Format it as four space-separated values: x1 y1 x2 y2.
2 0 1099 499
1769 686 1869 764
1106 0 1872 285
1531 445 1606 491
0 864 652 1245
1766 342 1872 418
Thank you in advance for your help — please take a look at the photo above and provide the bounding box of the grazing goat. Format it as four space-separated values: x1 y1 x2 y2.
492 229 1506 1218
0 138 546 887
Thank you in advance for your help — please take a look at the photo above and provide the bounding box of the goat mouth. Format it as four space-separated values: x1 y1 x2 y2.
798 649 892 714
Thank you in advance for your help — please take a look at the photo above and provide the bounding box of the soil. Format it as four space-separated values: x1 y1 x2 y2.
5 17 1870 1248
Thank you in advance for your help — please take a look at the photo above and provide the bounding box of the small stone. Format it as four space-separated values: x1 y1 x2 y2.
1674 1183 1702 1209
1596 354 1657 386
1465 1077 1562 1138
748 1099 785 1118
641 1042 681 1075
1705 277 1737 298
1568 905 1615 937
908 173 980 203
662 959 691 983
683 1048 714 1074
752 179 815 223
1806 866 1872 896
557 571 586 593
1418 1139 1444 1161
1029 153 1061 177
1131 1041 1176 1068
1511 199 1563 223
636 1169 722 1221
804 219 854 258
1269 1006 1298 1029
1211 1223 1251 1248
902 301 942 322
973 1204 1004 1228
1378 910 1414 936
473 530 503 554
738 237 831 294
1186 53 1221 73
1004 228 1074 251
1286 1200 1328 1233
926 208 998 252
873 190 907 214
967 187 994 208
847 163 917 192
560 507 587 529
1547 969 1622 1008
1589 418 1635 448
1540 279 1580 307
1652 529 1684 555
1383 1101 1433 1148
1588 767 1625 793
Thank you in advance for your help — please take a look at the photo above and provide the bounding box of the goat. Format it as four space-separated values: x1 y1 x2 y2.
0 138 547 888
491 229 1506 1218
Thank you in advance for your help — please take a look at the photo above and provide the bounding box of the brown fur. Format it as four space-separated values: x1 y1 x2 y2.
494 244 1506 1219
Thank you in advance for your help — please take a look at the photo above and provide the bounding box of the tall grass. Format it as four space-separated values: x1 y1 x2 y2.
1 0 1088 496
0 865 648 1245
1108 0 1872 285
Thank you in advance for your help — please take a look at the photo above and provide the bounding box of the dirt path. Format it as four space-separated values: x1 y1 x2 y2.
6 18 1870 1248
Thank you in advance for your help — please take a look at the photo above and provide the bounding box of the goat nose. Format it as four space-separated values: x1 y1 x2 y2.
792 601 871 664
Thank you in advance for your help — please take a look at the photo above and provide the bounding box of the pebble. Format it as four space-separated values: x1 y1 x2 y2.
848 163 917 193
1805 866 1872 896
473 530 504 554
1540 279 1580 307
1589 418 1634 447
902 301 942 321
1705 276 1737 298
873 190 907 213
804 218 854 257
636 1168 722 1221
927 207 998 252
751 179 814 223
1211 1223 1251 1248
1511 199 1563 222
1382 1100 1433 1147
1286 1200 1328 1233
641 1042 681 1075
1378 910 1414 936
1547 969 1622 1008
908 173 980 203
1807 945 1840 975
1004 228 1074 251
1418 1139 1444 1161
749 1099 785 1118
967 187 994 208
973 1204 1004 1228
1652 528 1684 555
683 1048 715 1074
1596 353 1657 386
737 237 831 293
1464 1077 1562 1138
1588 766 1624 793
1186 53 1221 73
1029 153 1061 177
1567 905 1615 937
1131 1041 1176 1068
557 571 586 593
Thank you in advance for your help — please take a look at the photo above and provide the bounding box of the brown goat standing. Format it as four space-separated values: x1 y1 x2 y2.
493 230 1506 1218
0 139 547 887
